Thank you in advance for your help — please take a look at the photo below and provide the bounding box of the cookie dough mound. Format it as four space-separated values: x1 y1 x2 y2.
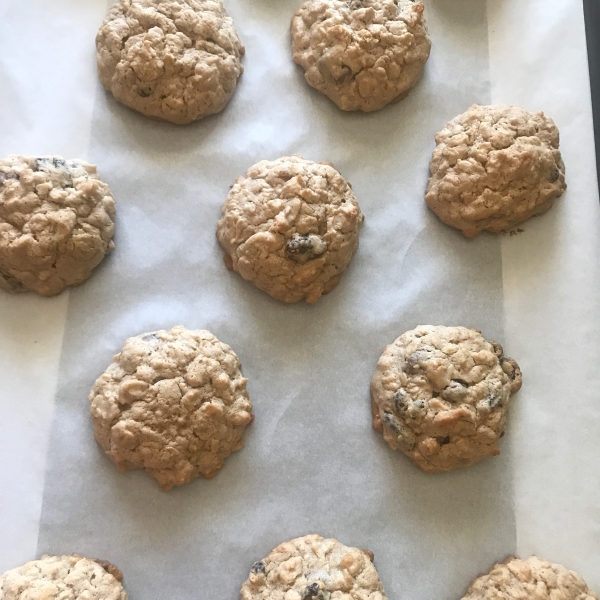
96 0 245 124
370 325 522 473
0 155 116 296
89 326 253 491
0 554 127 600
462 556 598 600
290 0 431 112
240 534 388 600
425 104 567 237
217 156 364 303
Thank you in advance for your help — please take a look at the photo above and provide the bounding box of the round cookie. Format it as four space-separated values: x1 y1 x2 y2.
462 556 598 600
240 534 388 600
89 326 253 491
216 156 364 303
0 554 127 600
290 0 431 112
370 325 522 473
96 0 244 124
425 104 567 237
0 155 116 296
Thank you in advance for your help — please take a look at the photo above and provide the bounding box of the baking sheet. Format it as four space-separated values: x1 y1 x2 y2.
0 0 598 597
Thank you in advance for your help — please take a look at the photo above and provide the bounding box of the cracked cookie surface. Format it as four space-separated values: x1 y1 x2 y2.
0 554 127 600
290 0 431 111
0 155 116 296
462 556 598 600
96 0 244 124
240 534 388 600
89 326 253 491
425 104 567 237
370 325 522 472
216 156 364 303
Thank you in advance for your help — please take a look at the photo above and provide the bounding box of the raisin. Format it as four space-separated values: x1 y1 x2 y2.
392 389 406 412
286 235 327 263
383 411 406 433
487 393 502 408
442 380 469 403
405 349 434 374
404 352 422 373
250 561 266 575
302 583 320 600
35 157 66 172
489 340 504 360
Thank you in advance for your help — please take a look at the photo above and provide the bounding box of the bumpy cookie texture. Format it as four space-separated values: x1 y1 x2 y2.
370 325 522 473
290 0 431 112
240 534 388 600
0 554 127 600
0 155 116 296
216 156 364 303
96 0 244 124
462 556 598 600
425 104 567 237
89 326 253 491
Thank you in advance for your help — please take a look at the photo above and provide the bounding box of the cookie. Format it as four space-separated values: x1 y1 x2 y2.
370 325 522 473
240 534 388 600
89 326 253 491
96 0 244 124
425 104 567 237
462 556 598 600
216 156 364 303
0 554 127 600
0 155 116 296
290 0 431 112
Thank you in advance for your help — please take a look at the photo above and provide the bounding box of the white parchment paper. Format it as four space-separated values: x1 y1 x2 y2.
0 0 598 598
490 0 600 586
0 0 105 571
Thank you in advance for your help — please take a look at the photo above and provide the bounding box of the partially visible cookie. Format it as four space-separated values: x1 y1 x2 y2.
0 155 116 296
240 534 388 600
425 104 567 237
462 556 598 600
216 156 364 303
370 325 522 473
96 0 244 124
0 554 127 600
89 326 253 491
290 0 431 112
